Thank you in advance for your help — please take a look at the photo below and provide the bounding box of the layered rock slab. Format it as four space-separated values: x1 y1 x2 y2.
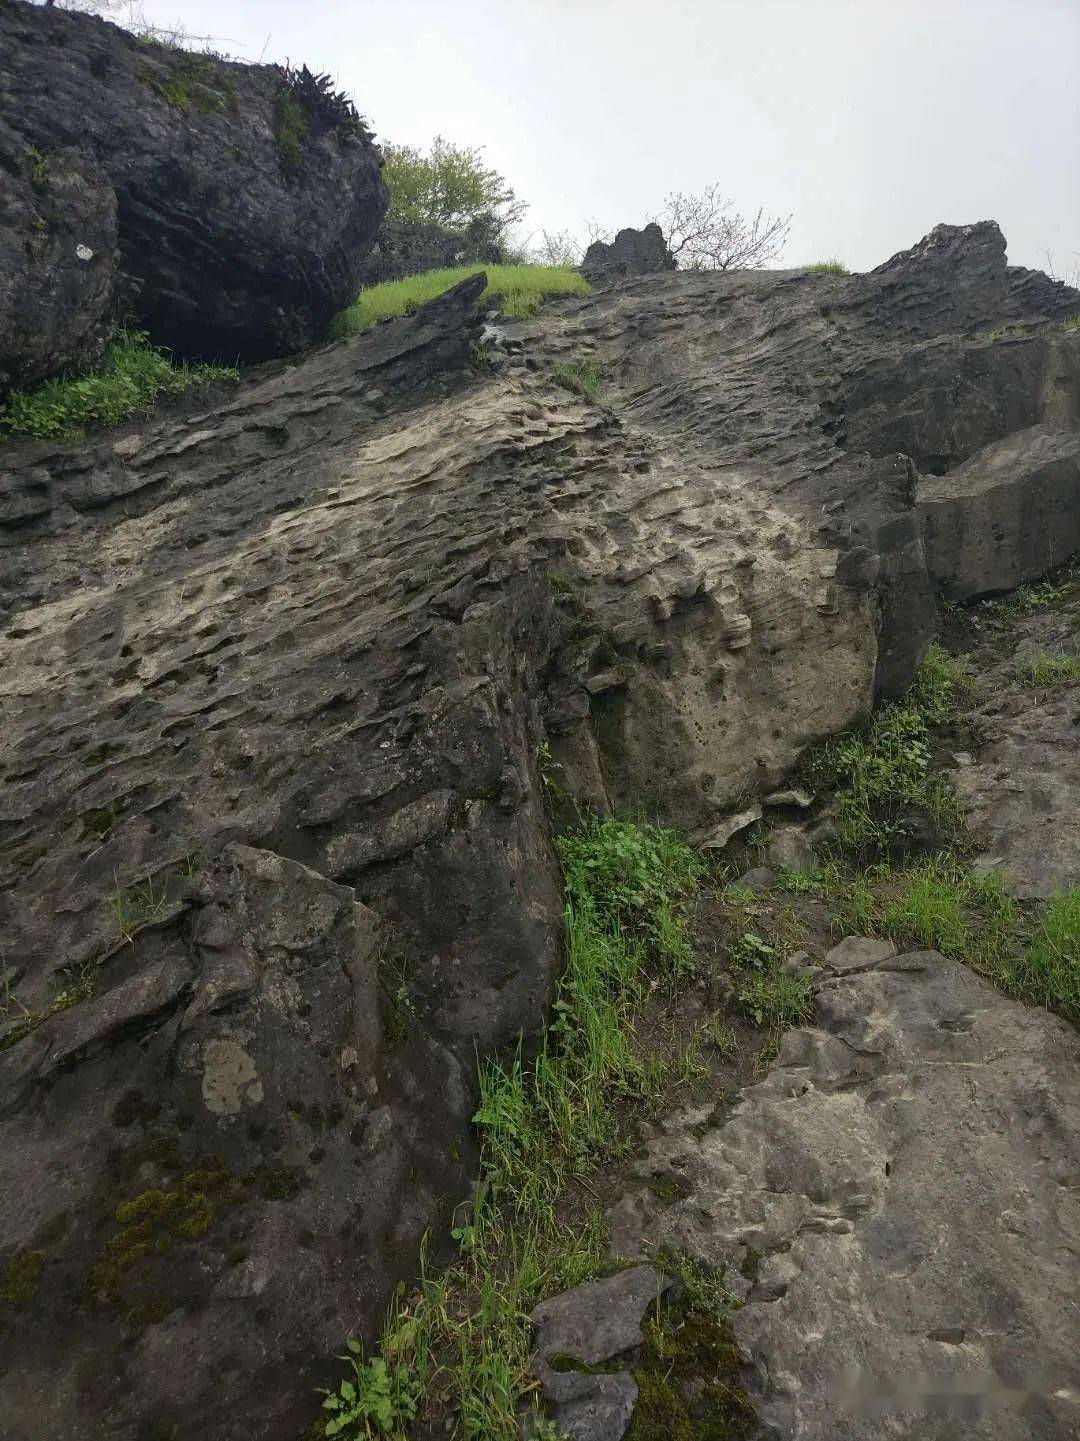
610 948 1080 1439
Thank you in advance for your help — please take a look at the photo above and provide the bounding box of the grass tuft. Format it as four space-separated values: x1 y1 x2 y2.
802 259 848 275
551 356 602 400
1017 651 1080 690
321 815 703 1439
0 330 238 444
331 265 589 338
1002 888 1079 1021
803 643 969 859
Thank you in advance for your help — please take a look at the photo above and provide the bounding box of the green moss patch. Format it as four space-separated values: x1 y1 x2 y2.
628 1293 756 1441
0 1248 45 1307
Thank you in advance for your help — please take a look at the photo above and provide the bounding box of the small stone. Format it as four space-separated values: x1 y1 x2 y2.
763 787 814 810
700 805 763 851
765 825 815 873
823 936 898 973
738 866 776 892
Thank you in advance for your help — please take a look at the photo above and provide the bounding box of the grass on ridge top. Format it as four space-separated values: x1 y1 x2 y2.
331 264 589 337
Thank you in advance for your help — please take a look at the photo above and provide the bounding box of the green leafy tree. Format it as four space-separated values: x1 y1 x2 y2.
381 135 526 249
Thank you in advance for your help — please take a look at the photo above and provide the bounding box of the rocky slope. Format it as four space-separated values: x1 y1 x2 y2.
0 0 387 386
0 222 1078 1439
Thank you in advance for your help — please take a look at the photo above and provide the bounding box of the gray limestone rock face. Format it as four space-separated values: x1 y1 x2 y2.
609 950 1080 1440
2 221 1079 1437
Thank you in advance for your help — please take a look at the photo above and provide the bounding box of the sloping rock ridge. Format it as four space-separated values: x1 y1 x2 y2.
0 0 387 381
0 223 1078 1438
609 945 1080 1439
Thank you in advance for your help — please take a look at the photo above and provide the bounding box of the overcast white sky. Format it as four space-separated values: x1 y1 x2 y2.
134 0 1080 274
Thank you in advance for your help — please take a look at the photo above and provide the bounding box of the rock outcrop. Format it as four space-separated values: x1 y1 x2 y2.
1 223 1078 1438
580 222 676 282
610 943 1080 1440
0 0 387 380
356 217 501 288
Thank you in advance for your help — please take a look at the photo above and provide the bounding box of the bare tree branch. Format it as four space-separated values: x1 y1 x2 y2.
650 185 792 271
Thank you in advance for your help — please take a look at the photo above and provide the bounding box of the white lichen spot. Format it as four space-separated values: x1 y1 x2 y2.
201 1037 264 1115
75 243 94 262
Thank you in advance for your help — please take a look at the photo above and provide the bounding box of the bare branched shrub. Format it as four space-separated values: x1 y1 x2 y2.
1044 250 1080 290
651 185 792 271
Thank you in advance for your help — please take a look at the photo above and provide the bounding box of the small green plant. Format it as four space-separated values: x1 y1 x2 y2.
802 258 848 275
967 563 1079 628
535 739 564 799
273 88 310 173
0 330 237 444
551 356 602 400
700 1018 737 1057
24 146 50 187
332 265 589 337
1063 314 1080 332
320 1343 419 1438
729 932 813 1031
1018 651 1080 690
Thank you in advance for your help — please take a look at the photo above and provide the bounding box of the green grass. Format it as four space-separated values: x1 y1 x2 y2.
844 854 1018 969
331 264 589 338
728 931 813 1032
1001 888 1080 1021
0 329 238 444
803 643 970 859
321 816 703 1439
551 356 602 400
965 562 1080 628
802 259 848 275
1061 314 1080 332
1018 651 1080 690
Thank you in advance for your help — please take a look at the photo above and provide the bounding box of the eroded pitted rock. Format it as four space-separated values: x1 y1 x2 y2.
609 948 1080 1439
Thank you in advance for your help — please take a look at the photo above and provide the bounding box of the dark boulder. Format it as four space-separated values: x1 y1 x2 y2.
356 217 501 287
0 133 118 394
0 0 388 374
580 222 676 283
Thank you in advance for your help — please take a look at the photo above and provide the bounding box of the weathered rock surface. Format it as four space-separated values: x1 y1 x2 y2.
610 946 1080 1439
0 842 473 1441
0 0 387 375
580 223 676 282
0 135 118 394
1 223 1078 1437
953 601 1080 898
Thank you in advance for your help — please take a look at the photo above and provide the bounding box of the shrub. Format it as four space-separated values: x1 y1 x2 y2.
0 330 238 443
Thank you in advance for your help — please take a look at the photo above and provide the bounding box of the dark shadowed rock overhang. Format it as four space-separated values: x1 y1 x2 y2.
0 0 388 378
